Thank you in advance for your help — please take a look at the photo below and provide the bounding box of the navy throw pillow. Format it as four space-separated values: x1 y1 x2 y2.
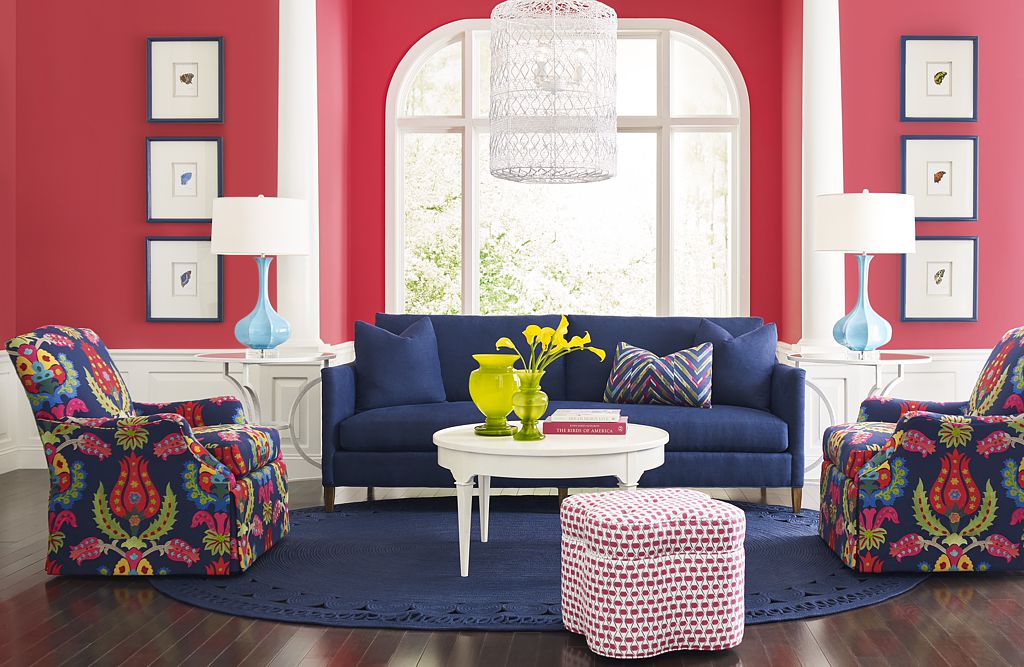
354 317 447 411
694 319 777 410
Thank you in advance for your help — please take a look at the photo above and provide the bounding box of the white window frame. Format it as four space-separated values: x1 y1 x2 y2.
385 18 751 316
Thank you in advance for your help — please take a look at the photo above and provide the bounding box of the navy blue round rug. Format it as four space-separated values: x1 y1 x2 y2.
150 496 926 630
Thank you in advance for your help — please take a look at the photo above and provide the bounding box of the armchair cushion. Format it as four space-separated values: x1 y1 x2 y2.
7 325 133 420
823 421 896 477
969 327 1024 417
858 396 968 423
134 396 246 428
193 424 281 477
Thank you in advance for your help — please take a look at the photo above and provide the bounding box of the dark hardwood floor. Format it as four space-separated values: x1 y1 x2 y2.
2 468 1022 666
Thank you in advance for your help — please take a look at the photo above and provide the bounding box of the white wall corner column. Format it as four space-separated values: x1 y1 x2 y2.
798 0 846 350
277 0 324 351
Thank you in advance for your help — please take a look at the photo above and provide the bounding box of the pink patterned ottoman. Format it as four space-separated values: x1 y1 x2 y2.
560 489 746 658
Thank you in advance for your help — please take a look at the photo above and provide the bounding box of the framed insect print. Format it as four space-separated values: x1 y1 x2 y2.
901 36 978 122
901 136 978 221
147 137 223 223
146 237 223 322
902 236 978 322
148 37 224 122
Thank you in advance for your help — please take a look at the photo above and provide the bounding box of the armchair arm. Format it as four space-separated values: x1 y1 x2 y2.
855 412 1024 569
36 414 237 573
321 363 356 486
133 396 246 428
858 396 969 423
771 363 806 487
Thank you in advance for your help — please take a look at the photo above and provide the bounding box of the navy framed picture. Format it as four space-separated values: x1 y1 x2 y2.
901 135 978 221
146 137 223 223
901 36 978 122
148 37 224 122
901 236 979 322
146 237 224 322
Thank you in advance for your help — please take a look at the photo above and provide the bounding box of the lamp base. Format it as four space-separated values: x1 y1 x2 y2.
235 256 291 350
833 254 891 353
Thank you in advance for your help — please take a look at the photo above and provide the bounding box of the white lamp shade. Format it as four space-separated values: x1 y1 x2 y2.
814 191 916 254
211 196 310 256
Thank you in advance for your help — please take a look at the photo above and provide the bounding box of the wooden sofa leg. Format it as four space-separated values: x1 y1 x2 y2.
759 487 768 504
324 486 335 513
557 488 568 505
792 487 803 514
367 486 375 501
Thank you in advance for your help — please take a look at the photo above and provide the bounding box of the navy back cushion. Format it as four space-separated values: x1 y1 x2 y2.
564 315 764 401
694 318 778 410
374 314 568 402
354 318 447 411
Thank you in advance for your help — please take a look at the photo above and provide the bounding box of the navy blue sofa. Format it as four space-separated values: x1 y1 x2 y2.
322 314 805 511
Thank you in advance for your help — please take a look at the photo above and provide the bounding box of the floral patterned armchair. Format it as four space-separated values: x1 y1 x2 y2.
6 325 289 575
820 327 1024 573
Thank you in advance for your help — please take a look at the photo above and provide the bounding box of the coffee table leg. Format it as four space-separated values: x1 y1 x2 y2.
455 478 475 577
478 475 490 543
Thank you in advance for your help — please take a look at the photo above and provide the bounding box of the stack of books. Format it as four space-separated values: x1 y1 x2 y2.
542 409 628 436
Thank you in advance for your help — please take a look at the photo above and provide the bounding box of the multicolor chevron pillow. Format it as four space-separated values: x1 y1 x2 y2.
603 341 713 408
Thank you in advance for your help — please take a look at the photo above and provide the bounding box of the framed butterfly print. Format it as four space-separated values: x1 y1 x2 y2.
901 135 978 221
901 36 977 121
902 236 978 322
148 37 224 122
147 137 223 223
146 237 223 322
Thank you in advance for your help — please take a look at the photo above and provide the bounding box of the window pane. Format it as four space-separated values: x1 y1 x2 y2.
475 31 490 117
672 131 732 315
670 36 731 115
478 133 657 316
617 38 657 116
403 133 462 314
404 41 462 116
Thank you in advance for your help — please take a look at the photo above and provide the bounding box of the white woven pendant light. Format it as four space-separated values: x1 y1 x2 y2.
489 0 617 184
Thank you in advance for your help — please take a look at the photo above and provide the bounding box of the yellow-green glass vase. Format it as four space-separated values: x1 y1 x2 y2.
512 370 548 441
468 354 520 437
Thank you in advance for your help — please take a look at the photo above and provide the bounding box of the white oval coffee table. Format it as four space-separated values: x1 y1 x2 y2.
433 423 669 576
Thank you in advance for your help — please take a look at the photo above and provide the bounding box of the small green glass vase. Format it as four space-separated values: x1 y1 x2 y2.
468 354 520 436
512 370 548 441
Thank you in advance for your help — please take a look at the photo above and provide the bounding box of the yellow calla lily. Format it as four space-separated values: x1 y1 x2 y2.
495 337 519 352
567 332 592 348
537 327 555 348
586 346 606 362
556 315 569 336
523 325 543 345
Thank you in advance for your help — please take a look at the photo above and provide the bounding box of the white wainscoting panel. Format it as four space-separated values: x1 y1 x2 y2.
0 343 354 481
785 347 989 480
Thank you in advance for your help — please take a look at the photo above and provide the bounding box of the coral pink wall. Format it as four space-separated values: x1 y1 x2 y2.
10 0 279 348
839 0 1023 349
336 0 787 340
317 0 349 345
1 0 15 340
779 0 803 344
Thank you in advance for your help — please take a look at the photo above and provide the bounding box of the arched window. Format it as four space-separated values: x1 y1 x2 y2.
386 19 749 317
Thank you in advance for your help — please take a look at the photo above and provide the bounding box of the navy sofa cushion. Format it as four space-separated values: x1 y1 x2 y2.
354 318 446 411
337 400 787 455
375 314 568 402
694 319 777 410
563 315 764 402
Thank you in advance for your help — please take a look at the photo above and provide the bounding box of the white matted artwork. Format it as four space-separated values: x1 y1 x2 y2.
902 237 978 322
147 237 222 322
148 37 223 122
901 36 977 121
902 136 977 221
147 137 222 222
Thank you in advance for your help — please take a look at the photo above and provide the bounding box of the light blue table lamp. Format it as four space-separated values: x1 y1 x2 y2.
814 190 915 353
211 195 309 350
